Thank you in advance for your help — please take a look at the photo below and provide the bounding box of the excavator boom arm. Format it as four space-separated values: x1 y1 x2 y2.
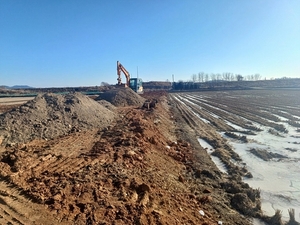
117 61 130 86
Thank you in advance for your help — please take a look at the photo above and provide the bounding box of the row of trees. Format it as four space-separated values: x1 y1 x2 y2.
191 72 262 83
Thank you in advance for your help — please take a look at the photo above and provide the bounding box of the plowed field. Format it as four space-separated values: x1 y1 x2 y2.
170 89 300 223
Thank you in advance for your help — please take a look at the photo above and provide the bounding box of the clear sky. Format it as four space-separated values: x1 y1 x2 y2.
1 0 299 87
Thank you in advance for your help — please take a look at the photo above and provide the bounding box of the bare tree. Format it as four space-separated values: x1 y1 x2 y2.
254 73 262 80
230 73 235 81
198 72 204 82
205 73 209 82
191 74 197 83
236 74 243 81
222 73 227 81
222 72 231 81
210 73 216 81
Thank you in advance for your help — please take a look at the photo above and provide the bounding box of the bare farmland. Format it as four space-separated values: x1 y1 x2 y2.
170 88 300 222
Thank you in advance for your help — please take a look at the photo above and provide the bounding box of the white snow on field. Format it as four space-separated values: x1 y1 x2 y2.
191 111 210 123
221 115 300 222
221 117 300 222
208 112 219 119
252 218 268 225
223 120 247 131
197 138 228 174
232 141 300 221
275 115 290 122
174 92 300 222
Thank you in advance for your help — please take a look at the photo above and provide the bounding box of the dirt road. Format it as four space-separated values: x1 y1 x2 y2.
0 97 35 115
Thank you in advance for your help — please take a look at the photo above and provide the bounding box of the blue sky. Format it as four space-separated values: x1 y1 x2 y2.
0 0 299 87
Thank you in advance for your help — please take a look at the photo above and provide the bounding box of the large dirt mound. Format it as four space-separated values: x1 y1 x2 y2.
96 99 117 111
96 88 145 107
0 92 115 146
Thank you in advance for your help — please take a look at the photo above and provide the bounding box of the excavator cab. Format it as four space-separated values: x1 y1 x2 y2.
129 78 143 94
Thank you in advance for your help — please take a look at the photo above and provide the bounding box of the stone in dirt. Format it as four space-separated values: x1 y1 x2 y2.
0 92 115 146
96 87 145 107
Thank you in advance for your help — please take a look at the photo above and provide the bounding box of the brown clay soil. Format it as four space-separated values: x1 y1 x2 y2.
0 90 264 224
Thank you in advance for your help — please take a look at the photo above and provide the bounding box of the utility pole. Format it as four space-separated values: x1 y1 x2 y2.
137 66 139 79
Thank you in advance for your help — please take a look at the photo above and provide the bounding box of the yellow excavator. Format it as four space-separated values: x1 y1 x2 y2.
117 61 143 94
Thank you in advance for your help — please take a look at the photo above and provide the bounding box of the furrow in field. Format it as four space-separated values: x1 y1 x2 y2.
179 93 287 133
170 95 198 129
174 89 300 222
171 93 248 177
183 94 258 131
204 92 300 128
204 95 281 123
203 90 300 118
179 97 233 131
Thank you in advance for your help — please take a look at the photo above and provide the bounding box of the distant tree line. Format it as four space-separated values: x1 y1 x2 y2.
190 72 262 83
172 72 262 91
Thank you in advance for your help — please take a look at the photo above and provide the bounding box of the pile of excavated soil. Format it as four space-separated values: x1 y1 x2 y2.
0 92 115 146
96 88 145 107
96 99 117 111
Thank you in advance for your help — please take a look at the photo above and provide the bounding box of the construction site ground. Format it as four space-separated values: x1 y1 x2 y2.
0 91 263 225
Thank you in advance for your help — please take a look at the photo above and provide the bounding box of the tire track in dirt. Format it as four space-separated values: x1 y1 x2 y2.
53 157 87 174
0 180 62 225
28 155 92 176
32 155 59 173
